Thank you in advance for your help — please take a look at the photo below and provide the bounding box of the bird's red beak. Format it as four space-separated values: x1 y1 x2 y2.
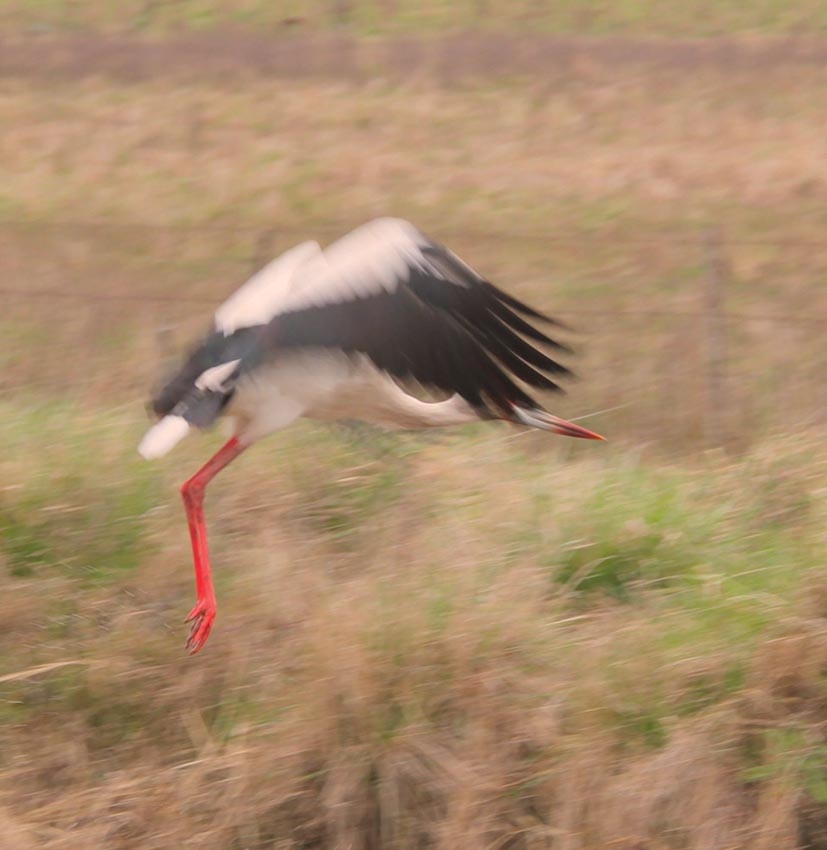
511 406 607 440
543 414 606 440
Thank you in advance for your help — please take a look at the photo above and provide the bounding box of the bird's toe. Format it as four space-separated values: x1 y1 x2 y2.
185 599 216 654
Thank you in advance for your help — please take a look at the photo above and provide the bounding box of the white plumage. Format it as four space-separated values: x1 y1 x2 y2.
214 240 323 335
218 218 463 327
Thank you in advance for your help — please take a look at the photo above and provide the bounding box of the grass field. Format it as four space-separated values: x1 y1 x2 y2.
2 406 827 847
2 12 827 848
2 52 826 445
4 0 827 36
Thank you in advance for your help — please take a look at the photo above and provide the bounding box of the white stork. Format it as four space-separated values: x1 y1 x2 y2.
138 218 603 653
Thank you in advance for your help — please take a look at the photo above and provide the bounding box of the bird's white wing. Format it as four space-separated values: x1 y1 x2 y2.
214 240 323 335
263 218 572 419
217 219 473 330
277 218 464 313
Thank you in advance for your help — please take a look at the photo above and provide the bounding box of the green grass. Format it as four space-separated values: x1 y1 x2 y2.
4 0 827 36
0 403 160 583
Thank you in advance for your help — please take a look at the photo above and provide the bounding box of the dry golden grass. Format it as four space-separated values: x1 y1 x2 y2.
2 66 826 225
2 54 827 448
1 406 827 848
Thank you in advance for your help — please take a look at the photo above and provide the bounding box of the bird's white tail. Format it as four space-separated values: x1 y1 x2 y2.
138 415 191 459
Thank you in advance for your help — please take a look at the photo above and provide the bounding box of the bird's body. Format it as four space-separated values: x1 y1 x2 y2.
140 218 603 652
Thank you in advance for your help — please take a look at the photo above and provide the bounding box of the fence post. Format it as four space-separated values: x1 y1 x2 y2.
187 103 204 154
331 0 351 27
251 229 275 275
702 229 729 448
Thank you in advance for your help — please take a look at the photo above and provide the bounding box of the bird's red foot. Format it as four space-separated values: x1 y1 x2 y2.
185 597 216 654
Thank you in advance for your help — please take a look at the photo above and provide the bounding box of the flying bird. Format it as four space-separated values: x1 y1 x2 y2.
139 218 603 653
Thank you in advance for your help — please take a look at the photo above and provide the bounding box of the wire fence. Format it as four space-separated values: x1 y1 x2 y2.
3 217 826 451
5 216 827 248
1 285 826 327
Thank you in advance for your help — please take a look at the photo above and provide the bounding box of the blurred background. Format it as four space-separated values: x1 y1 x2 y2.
1 3 827 848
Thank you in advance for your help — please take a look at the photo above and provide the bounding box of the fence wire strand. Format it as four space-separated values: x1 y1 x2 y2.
2 220 826 329
3 218 827 249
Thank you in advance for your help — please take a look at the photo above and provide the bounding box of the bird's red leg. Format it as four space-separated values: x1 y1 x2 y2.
180 436 246 654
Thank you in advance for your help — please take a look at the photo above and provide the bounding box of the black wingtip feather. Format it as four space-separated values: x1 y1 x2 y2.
486 302 574 356
482 281 570 329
